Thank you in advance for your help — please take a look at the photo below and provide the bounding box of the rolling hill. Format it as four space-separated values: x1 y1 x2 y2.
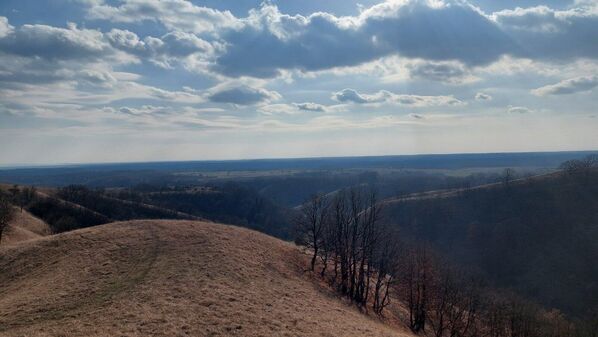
1 207 51 246
0 220 413 337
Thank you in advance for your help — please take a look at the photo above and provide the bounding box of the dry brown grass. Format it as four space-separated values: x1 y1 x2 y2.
1 208 51 246
0 220 414 337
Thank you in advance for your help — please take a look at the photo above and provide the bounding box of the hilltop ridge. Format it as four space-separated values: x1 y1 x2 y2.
0 220 412 337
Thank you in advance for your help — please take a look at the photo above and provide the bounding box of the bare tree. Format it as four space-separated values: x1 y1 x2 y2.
0 195 16 245
20 186 37 211
480 293 509 337
295 193 330 272
398 244 433 333
429 264 481 337
372 226 401 315
560 155 598 178
502 168 515 187
318 214 336 278
353 189 382 307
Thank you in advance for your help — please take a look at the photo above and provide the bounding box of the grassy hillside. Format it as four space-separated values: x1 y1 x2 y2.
0 220 413 337
1 207 50 246
381 170 598 318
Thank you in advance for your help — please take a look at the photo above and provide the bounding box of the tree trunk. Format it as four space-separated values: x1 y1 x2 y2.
311 245 318 272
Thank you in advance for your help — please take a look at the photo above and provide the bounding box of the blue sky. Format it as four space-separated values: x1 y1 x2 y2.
0 0 597 164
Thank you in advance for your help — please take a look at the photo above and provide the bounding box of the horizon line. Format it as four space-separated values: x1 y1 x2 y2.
1 149 597 170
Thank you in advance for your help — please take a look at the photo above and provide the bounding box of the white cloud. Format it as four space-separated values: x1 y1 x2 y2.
475 92 493 101
258 104 300 115
293 102 328 112
333 88 371 104
0 17 13 38
77 69 117 88
86 0 240 34
332 88 464 107
493 6 561 33
117 105 172 116
532 75 598 95
106 28 213 68
507 105 534 114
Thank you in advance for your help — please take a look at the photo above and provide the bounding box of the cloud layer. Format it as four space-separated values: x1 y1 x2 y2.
82 0 598 78
0 0 597 165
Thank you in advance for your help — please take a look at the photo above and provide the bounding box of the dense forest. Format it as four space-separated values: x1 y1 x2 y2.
382 162 598 319
294 185 598 337
238 170 499 207
108 183 292 238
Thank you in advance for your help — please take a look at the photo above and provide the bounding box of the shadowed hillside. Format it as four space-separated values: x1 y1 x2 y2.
381 169 598 317
0 220 413 337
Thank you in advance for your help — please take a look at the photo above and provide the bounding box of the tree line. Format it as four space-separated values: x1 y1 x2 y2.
295 187 597 337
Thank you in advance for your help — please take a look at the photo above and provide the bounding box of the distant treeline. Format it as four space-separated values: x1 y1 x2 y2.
238 170 501 207
109 183 293 238
0 151 593 186
57 185 187 221
4 182 293 238
27 197 109 233
11 183 292 238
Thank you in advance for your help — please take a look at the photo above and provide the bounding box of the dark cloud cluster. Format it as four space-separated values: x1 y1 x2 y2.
0 17 212 88
494 6 598 62
407 61 469 83
212 2 516 78
0 22 110 61
201 1 598 78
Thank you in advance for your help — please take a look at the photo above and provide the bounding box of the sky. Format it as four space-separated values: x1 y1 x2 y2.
0 0 597 165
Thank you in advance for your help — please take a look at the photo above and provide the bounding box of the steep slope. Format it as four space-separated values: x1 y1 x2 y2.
381 172 598 317
1 207 51 246
0 220 412 337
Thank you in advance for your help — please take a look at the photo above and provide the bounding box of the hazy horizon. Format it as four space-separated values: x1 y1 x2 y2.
0 149 596 168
